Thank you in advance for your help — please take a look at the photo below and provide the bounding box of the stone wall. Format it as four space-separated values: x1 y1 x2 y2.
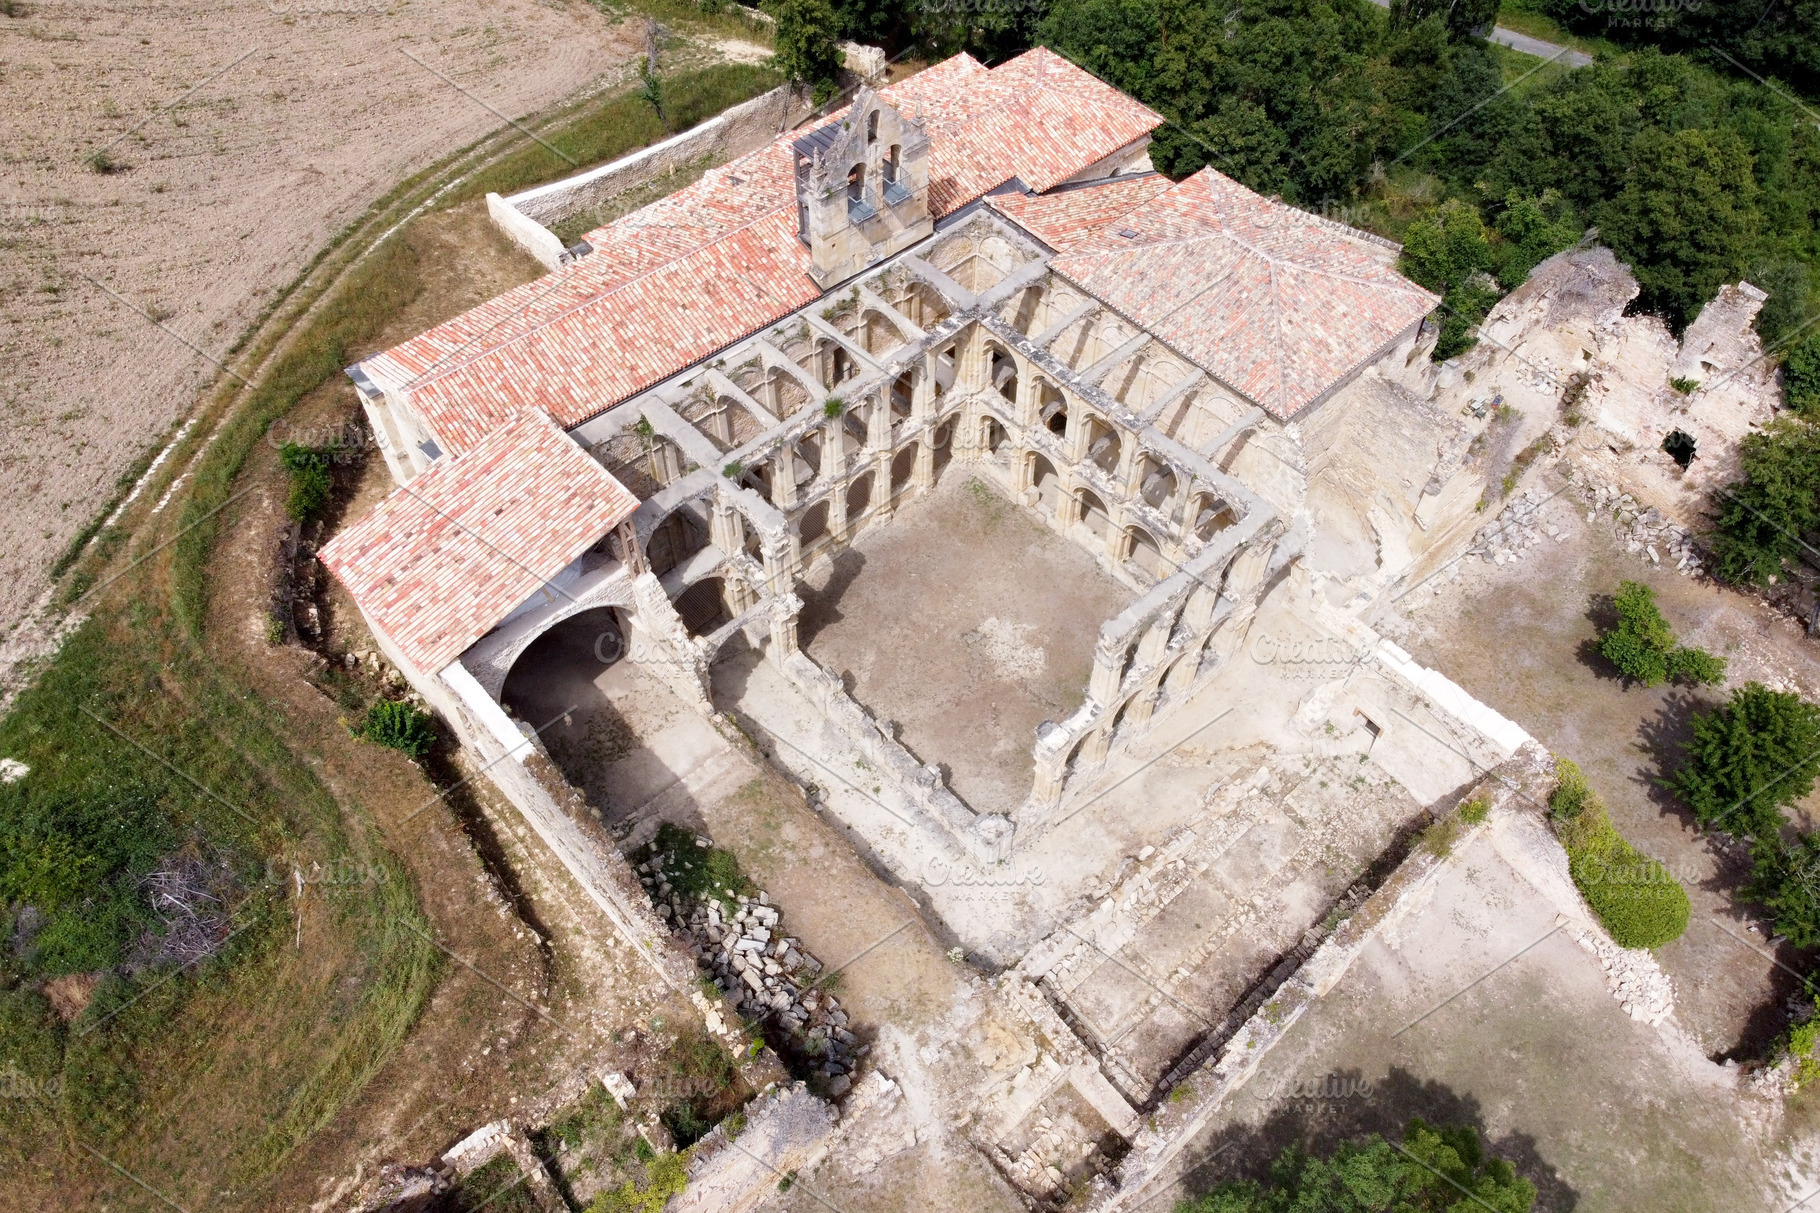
500 85 814 230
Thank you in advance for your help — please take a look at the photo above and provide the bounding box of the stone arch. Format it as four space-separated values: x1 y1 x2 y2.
891 443 918 493
798 499 830 545
1189 492 1236 541
889 368 915 422
1077 487 1111 541
646 507 709 578
1039 379 1068 436
986 343 1019 403
981 416 1010 459
674 576 731 637
847 470 875 519
1082 416 1120 475
1124 525 1167 580
1028 453 1060 514
1135 455 1178 510
930 419 955 480
487 602 631 703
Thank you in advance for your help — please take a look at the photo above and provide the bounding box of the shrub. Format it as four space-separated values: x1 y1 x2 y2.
588 1152 688 1213
1748 833 1820 949
768 0 843 105
1551 759 1690 949
1597 580 1726 687
1780 998 1820 1090
1670 683 1820 838
354 700 436 758
1460 795 1491 825
1787 331 1820 417
1670 377 1701 394
1709 416 1820 586
278 442 333 522
1177 1118 1535 1213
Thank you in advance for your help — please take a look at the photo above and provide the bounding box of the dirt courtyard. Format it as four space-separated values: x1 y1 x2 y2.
794 474 1133 817
1151 813 1804 1213
0 0 648 654
1382 459 1820 1062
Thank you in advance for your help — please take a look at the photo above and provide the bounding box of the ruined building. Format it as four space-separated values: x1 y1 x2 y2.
318 51 1542 1207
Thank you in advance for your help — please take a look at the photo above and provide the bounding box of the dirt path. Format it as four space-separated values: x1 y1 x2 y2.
183 197 704 1211
0 0 641 646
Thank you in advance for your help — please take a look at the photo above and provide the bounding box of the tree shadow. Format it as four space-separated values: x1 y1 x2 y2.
1631 690 1710 827
1574 591 1623 682
1169 1068 1578 1212
795 548 867 649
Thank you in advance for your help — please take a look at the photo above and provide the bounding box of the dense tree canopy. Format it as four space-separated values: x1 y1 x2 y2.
1178 1119 1536 1213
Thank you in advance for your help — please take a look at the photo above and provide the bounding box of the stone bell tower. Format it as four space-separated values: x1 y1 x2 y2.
792 87 933 288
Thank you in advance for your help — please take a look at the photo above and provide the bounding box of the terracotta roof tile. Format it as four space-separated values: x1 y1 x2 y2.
1049 169 1437 418
361 49 1161 456
986 174 1173 251
319 409 638 672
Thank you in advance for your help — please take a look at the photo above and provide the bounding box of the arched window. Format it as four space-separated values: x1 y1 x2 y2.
847 163 864 203
866 110 879 144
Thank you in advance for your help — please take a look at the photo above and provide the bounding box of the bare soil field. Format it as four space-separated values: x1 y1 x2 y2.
0 0 643 646
1382 459 1820 1062
796 475 1133 818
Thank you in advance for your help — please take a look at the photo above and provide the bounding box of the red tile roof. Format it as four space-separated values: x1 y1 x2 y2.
361 49 1162 456
319 409 638 672
1049 169 1438 419
986 174 1173 252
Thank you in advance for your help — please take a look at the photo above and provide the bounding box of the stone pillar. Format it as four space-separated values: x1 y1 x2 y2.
1120 673 1165 734
767 591 803 663
770 449 799 509
1088 631 1127 703
1163 646 1202 698
912 437 935 491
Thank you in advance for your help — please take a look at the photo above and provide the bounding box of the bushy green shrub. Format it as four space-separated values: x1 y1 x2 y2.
1177 1118 1535 1213
1671 682 1820 837
1551 759 1690 949
1597 580 1726 687
588 1152 688 1213
278 442 333 522
354 700 436 758
1709 416 1820 586
1787 331 1820 418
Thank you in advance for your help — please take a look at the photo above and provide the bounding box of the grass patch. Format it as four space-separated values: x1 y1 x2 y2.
1550 758 1689 949
457 62 782 207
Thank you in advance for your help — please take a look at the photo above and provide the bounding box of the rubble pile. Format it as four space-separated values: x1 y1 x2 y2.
1558 913 1675 1026
1571 471 1704 576
635 839 864 1097
1467 489 1567 566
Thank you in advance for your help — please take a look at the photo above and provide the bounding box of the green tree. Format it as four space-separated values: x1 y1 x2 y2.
1389 0 1499 41
1749 833 1820 949
1597 126 1761 330
769 0 845 105
1785 331 1820 418
1597 580 1727 687
1492 190 1580 286
1401 197 1495 295
1709 416 1820 585
1178 1118 1536 1213
1671 682 1820 838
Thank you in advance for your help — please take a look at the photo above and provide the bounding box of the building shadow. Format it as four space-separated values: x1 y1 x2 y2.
795 548 867 649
